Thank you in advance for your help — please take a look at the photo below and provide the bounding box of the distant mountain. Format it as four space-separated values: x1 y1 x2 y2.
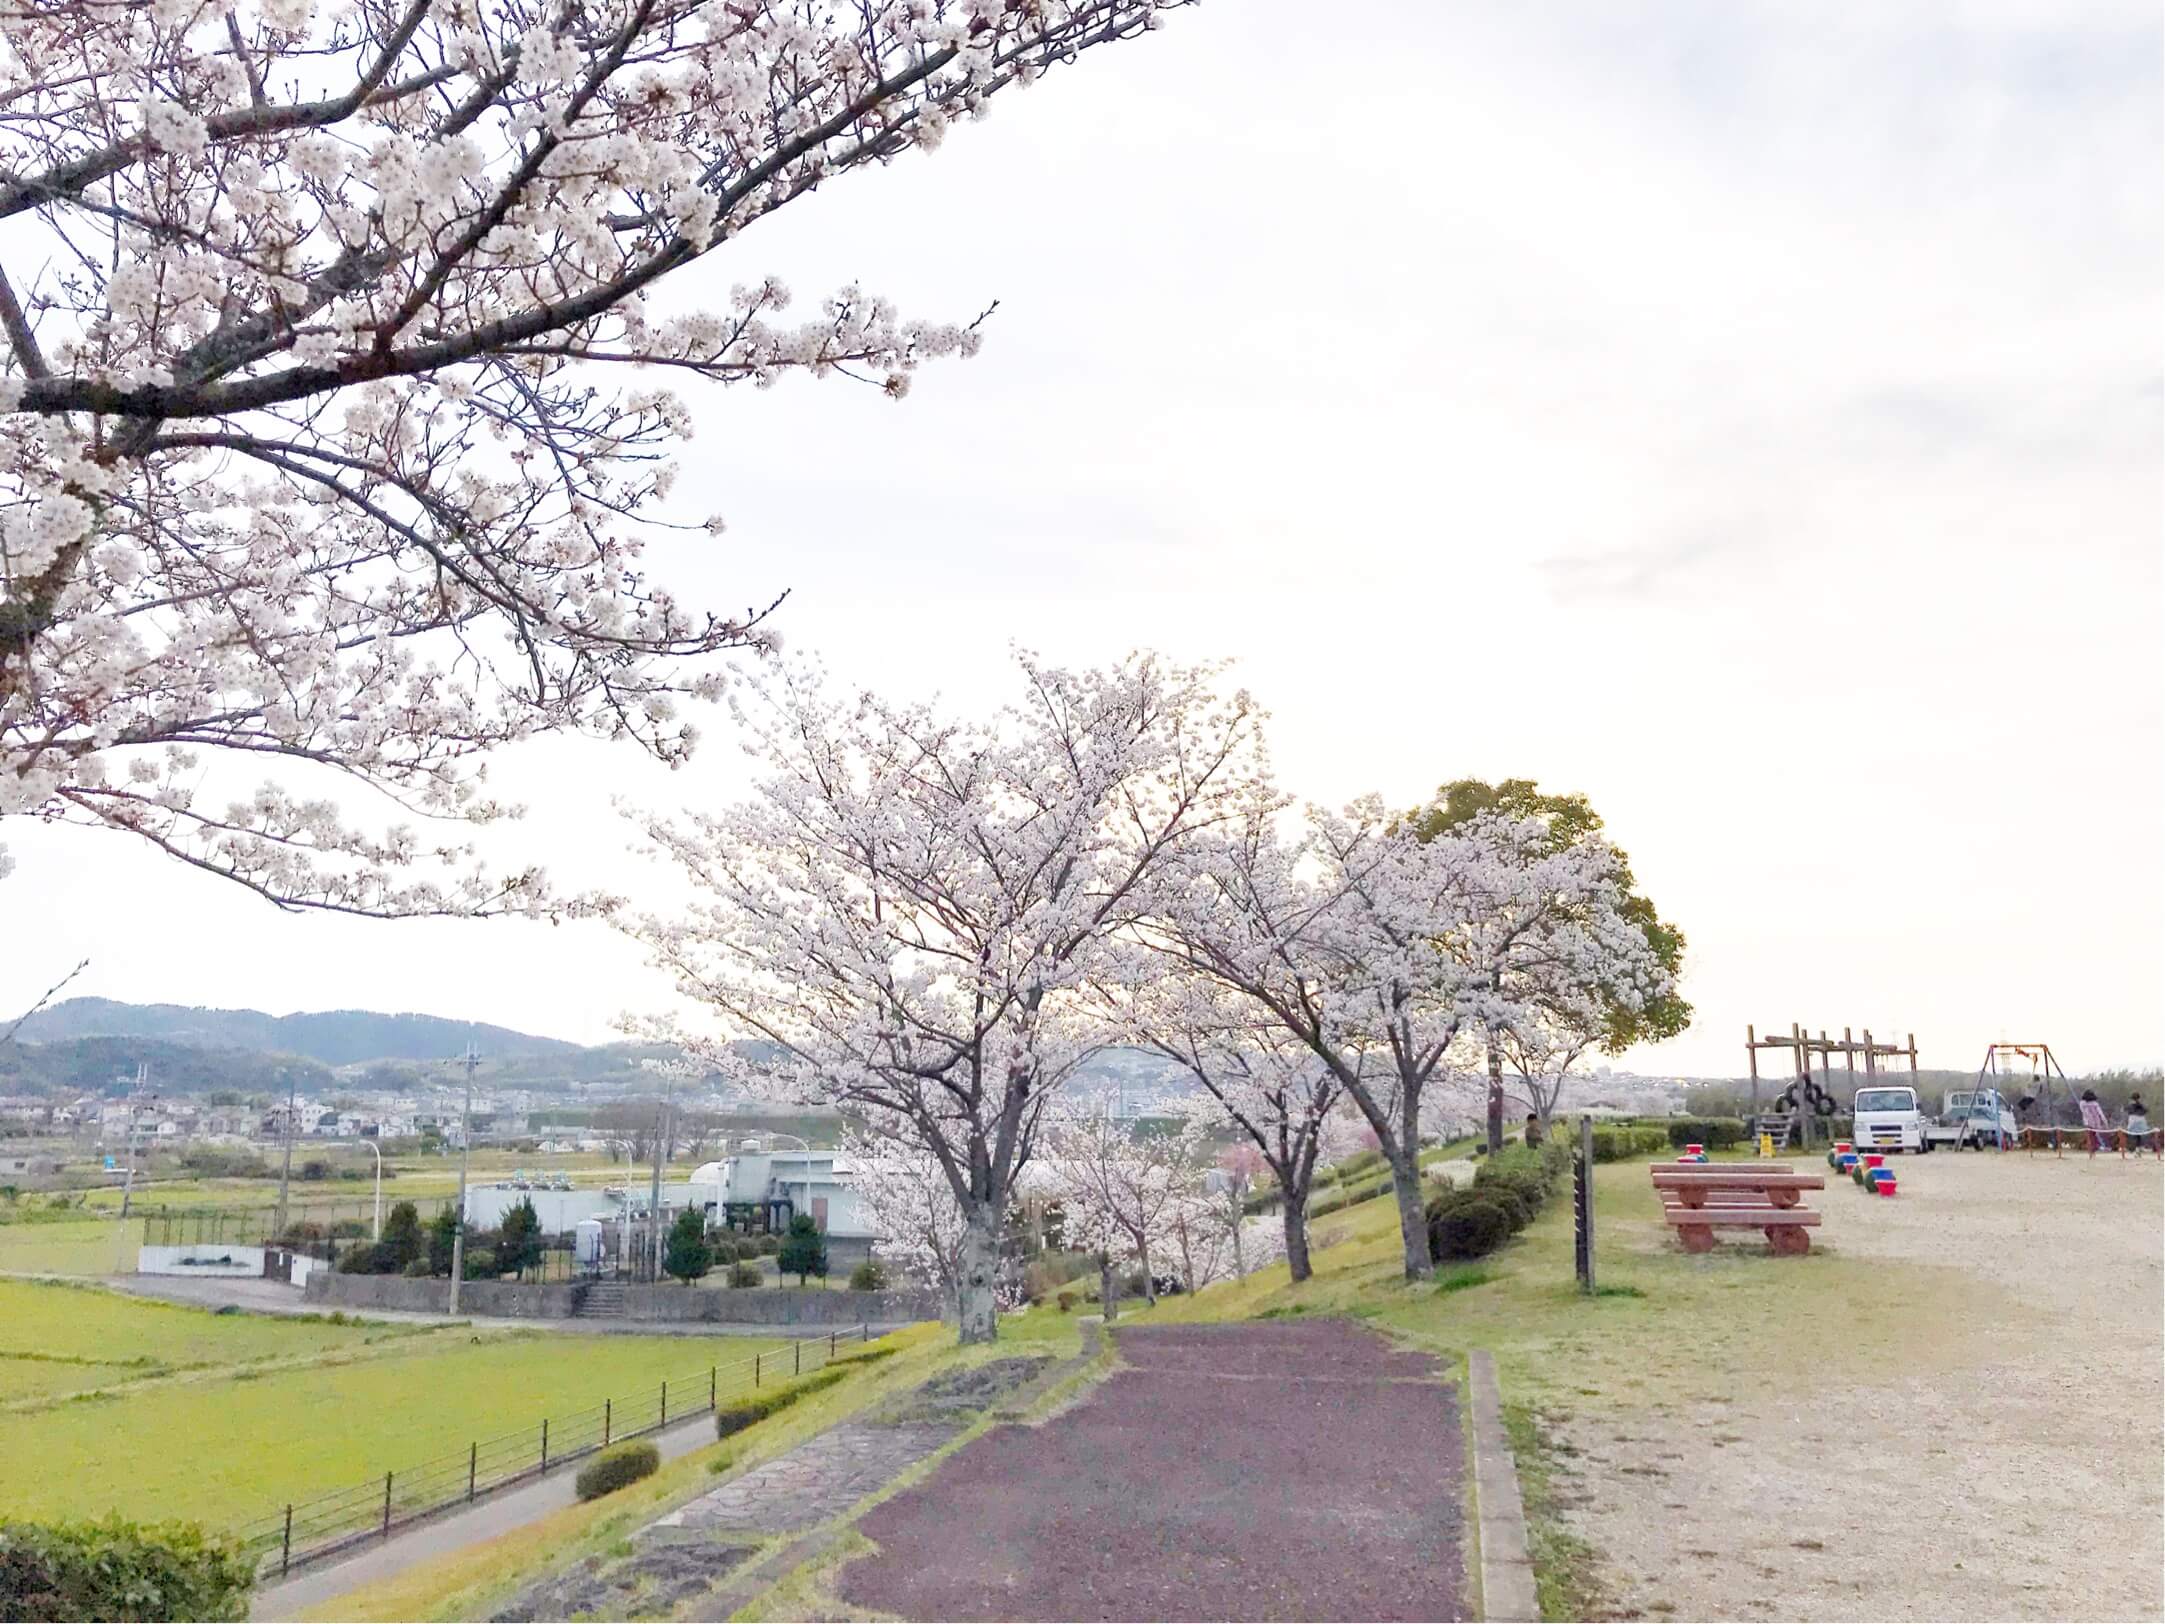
8 998 582 1067
0 1035 338 1098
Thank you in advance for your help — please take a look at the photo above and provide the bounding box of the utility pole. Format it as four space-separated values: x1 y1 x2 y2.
448 1043 479 1313
645 1075 673 1284
117 1062 147 1220
273 1066 298 1236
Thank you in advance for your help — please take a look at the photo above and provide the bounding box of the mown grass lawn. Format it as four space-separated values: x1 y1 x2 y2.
0 1283 788 1532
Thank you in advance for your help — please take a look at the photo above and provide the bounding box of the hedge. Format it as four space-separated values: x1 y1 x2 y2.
713 1364 853 1439
1664 1118 1749 1150
1427 1139 1571 1263
1589 1125 1671 1163
0 1518 252 1622
573 1441 660 1502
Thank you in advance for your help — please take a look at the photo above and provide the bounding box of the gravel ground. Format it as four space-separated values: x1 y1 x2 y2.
838 1321 1468 1622
1553 1150 2164 1621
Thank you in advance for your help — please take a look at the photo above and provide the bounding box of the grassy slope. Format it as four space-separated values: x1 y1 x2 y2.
0 1282 787 1530
304 1319 1055 1623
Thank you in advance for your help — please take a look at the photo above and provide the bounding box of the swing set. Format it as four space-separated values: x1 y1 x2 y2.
1985 1042 2159 1157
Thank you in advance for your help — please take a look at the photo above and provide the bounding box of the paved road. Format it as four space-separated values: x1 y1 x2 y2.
838 1321 1469 1622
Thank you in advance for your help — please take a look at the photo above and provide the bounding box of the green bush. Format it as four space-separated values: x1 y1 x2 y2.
0 1516 252 1621
1426 1195 1515 1262
756 1234 780 1256
336 1241 409 1275
1665 1118 1748 1150
713 1365 851 1438
459 1248 498 1280
727 1262 763 1288
572 1441 659 1502
1476 1184 1533 1233
400 1259 432 1278
847 1259 887 1291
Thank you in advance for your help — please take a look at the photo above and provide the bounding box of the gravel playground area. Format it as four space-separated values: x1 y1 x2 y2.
1555 1149 2164 1622
838 1321 1469 1622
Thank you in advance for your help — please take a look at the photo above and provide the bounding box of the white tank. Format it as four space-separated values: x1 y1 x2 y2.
574 1218 607 1266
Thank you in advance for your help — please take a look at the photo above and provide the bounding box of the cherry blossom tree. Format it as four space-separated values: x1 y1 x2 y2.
1113 975 1342 1282
0 0 1183 912
1041 1099 1199 1309
839 1115 966 1317
1152 799 1673 1281
624 650 1269 1342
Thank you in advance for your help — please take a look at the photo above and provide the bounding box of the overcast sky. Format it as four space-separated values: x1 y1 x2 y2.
6 1 2159 1078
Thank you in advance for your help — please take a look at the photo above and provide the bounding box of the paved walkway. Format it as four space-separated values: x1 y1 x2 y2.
838 1321 1469 1621
248 1407 727 1620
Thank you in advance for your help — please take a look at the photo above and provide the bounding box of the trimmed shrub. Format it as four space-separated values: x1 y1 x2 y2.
400 1259 432 1278
335 1242 399 1275
756 1234 781 1256
1427 1195 1515 1262
847 1259 887 1292
459 1249 498 1280
713 1365 852 1438
0 1516 253 1622
1476 1185 1533 1233
573 1441 660 1502
727 1262 762 1288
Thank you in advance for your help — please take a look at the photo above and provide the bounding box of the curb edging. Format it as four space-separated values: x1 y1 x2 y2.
1468 1349 1539 1622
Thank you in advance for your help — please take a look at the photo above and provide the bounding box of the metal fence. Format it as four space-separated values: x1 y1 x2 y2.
230 1323 874 1581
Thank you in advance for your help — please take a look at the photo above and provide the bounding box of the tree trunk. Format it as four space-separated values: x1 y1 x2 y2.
1099 1251 1118 1321
1281 1190 1313 1283
1138 1235 1156 1306
958 1203 1000 1345
1390 1150 1432 1280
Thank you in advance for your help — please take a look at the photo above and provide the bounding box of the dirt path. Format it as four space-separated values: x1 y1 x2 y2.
837 1321 1469 1622
1553 1150 2163 1621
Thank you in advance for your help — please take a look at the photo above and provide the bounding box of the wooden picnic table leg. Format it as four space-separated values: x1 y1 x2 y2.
1767 1226 1810 1257
1677 1224 1715 1254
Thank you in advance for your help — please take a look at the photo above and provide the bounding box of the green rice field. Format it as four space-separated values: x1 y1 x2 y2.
0 1279 786 1531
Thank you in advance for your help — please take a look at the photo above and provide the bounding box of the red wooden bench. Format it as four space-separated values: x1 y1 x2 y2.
1650 1165 1825 1254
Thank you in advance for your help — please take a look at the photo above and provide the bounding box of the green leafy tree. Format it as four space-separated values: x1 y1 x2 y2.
777 1214 828 1287
1407 778 1691 1123
497 1199 544 1280
663 1209 714 1286
379 1201 423 1271
426 1205 458 1277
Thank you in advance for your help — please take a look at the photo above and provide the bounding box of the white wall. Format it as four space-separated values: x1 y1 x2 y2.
137 1244 265 1277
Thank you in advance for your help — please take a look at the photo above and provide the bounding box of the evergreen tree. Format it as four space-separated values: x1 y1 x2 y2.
427 1205 458 1277
498 1198 544 1280
778 1214 828 1287
380 1201 423 1270
663 1209 714 1287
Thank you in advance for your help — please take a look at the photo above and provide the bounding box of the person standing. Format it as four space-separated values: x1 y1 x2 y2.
2078 1089 2109 1156
1523 1112 1545 1149
2126 1093 2152 1159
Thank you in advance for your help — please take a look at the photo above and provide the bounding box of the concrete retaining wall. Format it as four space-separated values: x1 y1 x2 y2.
138 1243 266 1277
302 1271 938 1325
